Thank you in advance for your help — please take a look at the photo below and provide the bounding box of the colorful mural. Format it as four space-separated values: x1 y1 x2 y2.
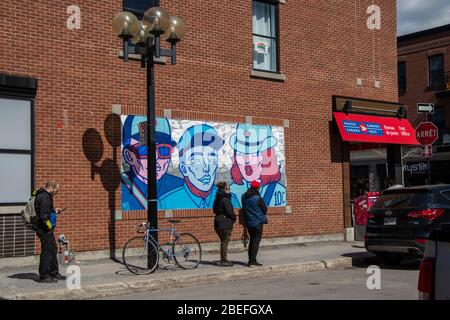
121 115 286 211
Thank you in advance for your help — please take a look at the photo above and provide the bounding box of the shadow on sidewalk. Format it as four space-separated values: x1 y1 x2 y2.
7 273 39 282
198 260 248 267
342 252 421 270
375 258 421 271
341 252 377 268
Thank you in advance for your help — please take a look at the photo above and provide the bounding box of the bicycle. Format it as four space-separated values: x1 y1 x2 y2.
122 219 202 275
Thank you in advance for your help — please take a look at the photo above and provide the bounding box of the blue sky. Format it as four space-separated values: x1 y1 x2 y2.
397 0 450 36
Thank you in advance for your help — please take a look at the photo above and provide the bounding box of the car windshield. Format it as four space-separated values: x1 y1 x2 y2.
371 192 432 210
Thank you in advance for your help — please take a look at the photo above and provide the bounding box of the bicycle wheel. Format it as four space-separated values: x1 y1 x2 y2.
172 233 202 269
122 236 159 275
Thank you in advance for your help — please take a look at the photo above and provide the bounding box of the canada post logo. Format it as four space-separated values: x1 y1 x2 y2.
342 121 384 136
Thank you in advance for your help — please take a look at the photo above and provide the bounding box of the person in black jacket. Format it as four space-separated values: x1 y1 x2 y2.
242 180 268 267
34 181 66 283
213 181 237 267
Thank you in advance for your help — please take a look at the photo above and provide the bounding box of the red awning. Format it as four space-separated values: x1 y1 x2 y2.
333 112 420 145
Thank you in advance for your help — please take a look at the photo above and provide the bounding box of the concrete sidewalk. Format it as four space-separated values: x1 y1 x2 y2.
0 241 374 300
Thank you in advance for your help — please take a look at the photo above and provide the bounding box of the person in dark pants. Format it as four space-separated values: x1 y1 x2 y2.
241 180 267 267
213 181 237 267
34 181 66 283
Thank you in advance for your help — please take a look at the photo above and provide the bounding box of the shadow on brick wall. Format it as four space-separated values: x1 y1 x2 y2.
329 120 343 163
82 114 121 262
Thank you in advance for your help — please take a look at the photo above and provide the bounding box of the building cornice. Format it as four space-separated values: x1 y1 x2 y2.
398 36 450 56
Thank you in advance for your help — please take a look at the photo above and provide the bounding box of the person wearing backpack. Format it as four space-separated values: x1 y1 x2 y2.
241 180 268 267
34 181 66 283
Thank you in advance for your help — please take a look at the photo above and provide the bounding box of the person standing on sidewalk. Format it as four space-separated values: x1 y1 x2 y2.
213 181 237 267
241 180 267 267
35 181 66 283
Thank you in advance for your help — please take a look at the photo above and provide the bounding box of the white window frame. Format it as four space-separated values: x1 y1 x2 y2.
252 0 280 73
0 96 34 206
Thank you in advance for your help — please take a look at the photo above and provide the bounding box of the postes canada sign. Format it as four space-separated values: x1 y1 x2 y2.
416 122 438 145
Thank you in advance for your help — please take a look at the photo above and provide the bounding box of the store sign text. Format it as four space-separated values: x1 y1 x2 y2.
342 121 412 138
404 162 429 175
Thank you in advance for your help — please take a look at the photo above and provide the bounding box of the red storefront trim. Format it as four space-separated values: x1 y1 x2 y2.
333 112 420 145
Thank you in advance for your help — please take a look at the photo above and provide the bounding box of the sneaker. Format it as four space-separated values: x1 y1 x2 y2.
39 277 58 283
220 260 234 267
51 273 67 280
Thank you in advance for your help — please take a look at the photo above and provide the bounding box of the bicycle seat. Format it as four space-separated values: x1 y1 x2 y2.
168 219 181 224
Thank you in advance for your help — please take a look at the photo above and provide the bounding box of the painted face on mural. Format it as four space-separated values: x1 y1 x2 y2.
123 139 148 184
156 143 173 181
180 146 219 192
122 115 287 211
235 151 263 182
156 157 170 181
261 148 278 175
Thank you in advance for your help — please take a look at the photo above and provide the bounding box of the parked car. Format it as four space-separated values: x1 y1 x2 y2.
418 224 450 300
365 184 450 265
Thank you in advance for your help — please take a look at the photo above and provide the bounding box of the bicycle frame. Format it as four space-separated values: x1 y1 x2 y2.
123 221 201 275
144 226 182 258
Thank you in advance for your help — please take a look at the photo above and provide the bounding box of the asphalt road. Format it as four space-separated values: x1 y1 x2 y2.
99 261 420 300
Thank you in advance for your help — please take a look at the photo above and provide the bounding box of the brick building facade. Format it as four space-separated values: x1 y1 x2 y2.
0 0 399 258
398 24 450 186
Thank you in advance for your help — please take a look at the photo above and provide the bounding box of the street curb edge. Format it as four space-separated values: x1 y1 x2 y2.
4 258 353 300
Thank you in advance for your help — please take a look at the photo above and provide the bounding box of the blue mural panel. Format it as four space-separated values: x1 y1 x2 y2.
121 116 287 210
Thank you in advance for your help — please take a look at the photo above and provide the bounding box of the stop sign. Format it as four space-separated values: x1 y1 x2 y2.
416 122 438 145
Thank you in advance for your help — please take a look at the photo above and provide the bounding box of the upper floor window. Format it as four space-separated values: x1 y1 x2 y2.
428 54 444 88
398 61 406 92
123 0 155 53
253 1 279 72
124 0 155 19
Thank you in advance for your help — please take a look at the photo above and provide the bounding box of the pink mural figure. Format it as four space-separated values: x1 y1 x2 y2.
229 124 286 207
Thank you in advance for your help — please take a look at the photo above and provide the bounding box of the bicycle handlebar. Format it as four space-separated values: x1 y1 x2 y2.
135 221 178 234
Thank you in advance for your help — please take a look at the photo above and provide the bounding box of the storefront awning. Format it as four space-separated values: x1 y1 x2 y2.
333 112 420 145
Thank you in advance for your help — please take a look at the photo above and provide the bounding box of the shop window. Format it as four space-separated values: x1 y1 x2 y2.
252 0 279 73
398 61 406 92
0 98 32 204
428 54 444 88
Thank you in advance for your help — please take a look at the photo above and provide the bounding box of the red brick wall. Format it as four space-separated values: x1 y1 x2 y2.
398 30 450 126
0 0 398 254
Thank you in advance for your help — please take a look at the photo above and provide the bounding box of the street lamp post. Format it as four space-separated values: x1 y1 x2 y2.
112 7 186 267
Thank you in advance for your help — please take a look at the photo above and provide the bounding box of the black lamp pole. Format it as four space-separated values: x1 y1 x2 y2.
114 6 185 270
137 33 177 268
146 43 158 250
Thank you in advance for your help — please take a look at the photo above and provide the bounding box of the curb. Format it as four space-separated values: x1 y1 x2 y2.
4 257 353 300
